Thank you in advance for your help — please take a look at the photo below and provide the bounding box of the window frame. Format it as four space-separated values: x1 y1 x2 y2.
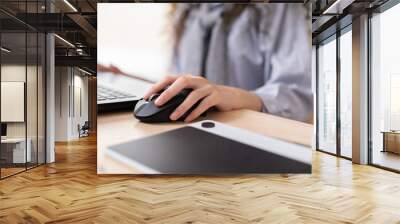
367 0 400 173
315 21 353 160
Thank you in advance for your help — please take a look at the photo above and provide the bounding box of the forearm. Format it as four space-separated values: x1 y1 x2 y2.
217 85 263 112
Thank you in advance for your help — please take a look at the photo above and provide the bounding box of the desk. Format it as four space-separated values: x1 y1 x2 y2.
1 138 32 164
381 131 400 154
98 109 313 174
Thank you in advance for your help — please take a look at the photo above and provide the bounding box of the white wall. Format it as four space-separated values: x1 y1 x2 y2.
55 67 89 141
1 64 46 163
55 67 70 141
1 65 26 142
74 74 89 123
71 73 89 138
1 65 36 138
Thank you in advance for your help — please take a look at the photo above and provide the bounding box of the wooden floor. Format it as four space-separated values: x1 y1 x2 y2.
1 135 400 224
1 167 26 178
372 150 400 171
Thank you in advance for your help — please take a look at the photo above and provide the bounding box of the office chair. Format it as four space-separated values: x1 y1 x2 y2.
79 121 90 138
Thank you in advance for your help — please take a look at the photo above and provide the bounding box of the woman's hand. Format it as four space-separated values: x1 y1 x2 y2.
143 75 223 122
143 75 263 122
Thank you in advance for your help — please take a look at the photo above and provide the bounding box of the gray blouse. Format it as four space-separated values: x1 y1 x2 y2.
172 3 313 122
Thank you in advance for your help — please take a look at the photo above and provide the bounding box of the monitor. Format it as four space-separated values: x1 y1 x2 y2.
1 123 7 137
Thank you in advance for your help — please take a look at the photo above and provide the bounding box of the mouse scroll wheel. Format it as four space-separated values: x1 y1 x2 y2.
149 94 160 101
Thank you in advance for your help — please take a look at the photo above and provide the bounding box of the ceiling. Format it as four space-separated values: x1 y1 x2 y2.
311 0 390 43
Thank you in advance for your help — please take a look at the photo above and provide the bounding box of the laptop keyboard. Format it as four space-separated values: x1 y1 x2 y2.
97 85 136 102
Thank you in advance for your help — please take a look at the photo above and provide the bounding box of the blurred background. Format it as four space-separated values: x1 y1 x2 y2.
98 3 172 82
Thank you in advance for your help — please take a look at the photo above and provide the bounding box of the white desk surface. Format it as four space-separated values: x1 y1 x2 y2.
1 138 27 144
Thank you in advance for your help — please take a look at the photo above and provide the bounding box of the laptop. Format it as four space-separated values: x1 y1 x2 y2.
97 72 153 112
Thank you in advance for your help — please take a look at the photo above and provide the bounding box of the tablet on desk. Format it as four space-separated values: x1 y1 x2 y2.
105 120 311 174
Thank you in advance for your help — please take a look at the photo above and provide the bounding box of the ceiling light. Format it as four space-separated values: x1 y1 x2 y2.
1 47 11 53
323 0 355 15
63 0 78 12
76 48 85 55
54 34 75 48
78 68 93 76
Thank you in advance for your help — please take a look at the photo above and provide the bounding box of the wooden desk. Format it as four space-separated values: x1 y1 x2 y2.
381 131 400 154
98 109 313 174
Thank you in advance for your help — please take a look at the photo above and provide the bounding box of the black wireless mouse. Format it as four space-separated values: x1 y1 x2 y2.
133 88 203 123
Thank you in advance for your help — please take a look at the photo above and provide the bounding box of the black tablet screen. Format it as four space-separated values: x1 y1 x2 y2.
109 126 311 174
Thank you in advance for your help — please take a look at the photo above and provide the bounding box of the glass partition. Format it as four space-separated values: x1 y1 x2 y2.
1 30 28 177
316 24 354 159
339 28 352 158
26 0 45 169
370 2 400 171
0 1 46 179
27 31 38 169
38 32 45 165
317 36 337 154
